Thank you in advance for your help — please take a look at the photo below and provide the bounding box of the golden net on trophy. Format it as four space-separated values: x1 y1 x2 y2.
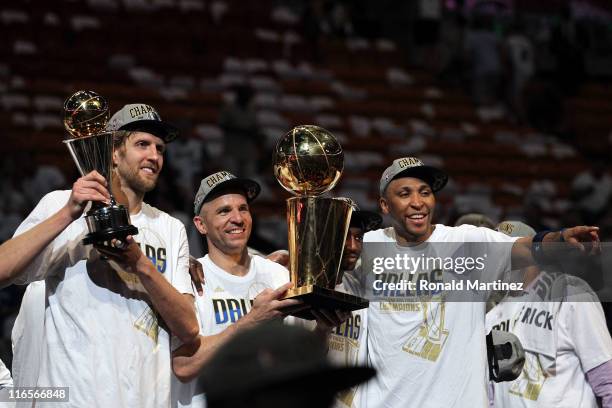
273 125 369 319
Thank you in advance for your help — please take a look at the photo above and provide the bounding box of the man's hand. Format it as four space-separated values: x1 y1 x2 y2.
266 250 289 268
95 236 149 274
312 309 351 336
239 282 303 328
189 256 204 296
65 171 111 220
559 226 600 254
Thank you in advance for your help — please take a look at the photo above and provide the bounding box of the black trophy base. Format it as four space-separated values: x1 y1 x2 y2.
282 285 369 320
82 203 139 245
83 224 139 245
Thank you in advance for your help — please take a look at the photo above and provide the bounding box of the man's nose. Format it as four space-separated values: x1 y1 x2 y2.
229 209 244 224
345 236 358 251
409 193 424 209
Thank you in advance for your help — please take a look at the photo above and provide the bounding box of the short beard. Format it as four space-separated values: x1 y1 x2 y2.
115 158 157 195
123 167 157 194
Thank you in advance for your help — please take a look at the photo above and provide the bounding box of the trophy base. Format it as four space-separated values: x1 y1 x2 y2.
82 204 139 245
83 224 139 245
282 285 369 320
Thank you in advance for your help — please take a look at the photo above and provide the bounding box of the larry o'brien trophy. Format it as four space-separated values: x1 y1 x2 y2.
273 125 369 319
63 90 138 245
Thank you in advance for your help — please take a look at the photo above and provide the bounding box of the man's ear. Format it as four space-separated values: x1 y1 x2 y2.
193 215 208 235
112 148 119 167
379 196 389 215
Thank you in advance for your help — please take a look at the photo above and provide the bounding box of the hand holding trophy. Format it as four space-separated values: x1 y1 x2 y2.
273 125 369 319
63 90 138 245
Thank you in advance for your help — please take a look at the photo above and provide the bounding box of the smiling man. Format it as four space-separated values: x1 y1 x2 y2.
171 171 301 408
2 103 198 407
347 157 601 408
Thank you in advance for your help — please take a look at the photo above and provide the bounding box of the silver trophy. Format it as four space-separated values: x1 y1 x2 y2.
63 90 138 245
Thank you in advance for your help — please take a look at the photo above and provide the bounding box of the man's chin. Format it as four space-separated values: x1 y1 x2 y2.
136 178 158 193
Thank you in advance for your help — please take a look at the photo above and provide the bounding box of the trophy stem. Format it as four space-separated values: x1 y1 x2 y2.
287 197 353 290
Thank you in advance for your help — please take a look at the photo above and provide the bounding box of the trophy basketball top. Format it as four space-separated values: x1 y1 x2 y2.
273 125 344 196
63 90 110 139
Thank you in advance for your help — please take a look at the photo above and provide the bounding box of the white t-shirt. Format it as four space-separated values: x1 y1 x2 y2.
11 280 45 388
330 277 369 408
486 272 612 408
352 225 517 408
171 254 290 408
13 190 192 408
0 358 12 389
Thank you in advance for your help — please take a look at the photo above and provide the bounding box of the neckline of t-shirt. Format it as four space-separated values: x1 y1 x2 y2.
203 254 255 283
130 210 143 221
389 224 444 250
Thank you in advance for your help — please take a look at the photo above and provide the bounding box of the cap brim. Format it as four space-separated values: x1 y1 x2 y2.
351 210 382 232
391 165 448 192
119 119 179 143
206 178 261 203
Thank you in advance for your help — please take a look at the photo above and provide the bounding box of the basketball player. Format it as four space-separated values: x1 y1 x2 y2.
172 171 348 408
487 221 612 408
2 103 199 407
347 157 600 408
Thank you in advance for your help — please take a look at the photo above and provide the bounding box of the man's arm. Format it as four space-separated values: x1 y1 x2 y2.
96 236 199 344
0 171 110 288
586 360 612 408
172 282 301 382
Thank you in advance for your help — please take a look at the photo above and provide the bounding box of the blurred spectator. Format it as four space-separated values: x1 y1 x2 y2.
166 132 207 199
571 159 612 225
303 0 356 46
524 82 564 133
326 1 354 38
464 13 502 106
454 212 496 228
22 164 67 207
199 322 375 408
437 13 467 88
219 85 261 177
550 6 586 97
504 19 534 123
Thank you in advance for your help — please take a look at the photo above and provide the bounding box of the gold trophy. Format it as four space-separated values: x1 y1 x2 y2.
63 90 138 245
273 125 369 319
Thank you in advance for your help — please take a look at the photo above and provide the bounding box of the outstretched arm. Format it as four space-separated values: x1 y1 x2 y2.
0 171 110 288
510 226 600 270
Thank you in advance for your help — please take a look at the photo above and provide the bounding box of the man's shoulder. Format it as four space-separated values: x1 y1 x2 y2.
39 190 71 208
251 255 289 273
364 227 394 242
250 255 290 283
141 203 186 230
434 224 515 243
